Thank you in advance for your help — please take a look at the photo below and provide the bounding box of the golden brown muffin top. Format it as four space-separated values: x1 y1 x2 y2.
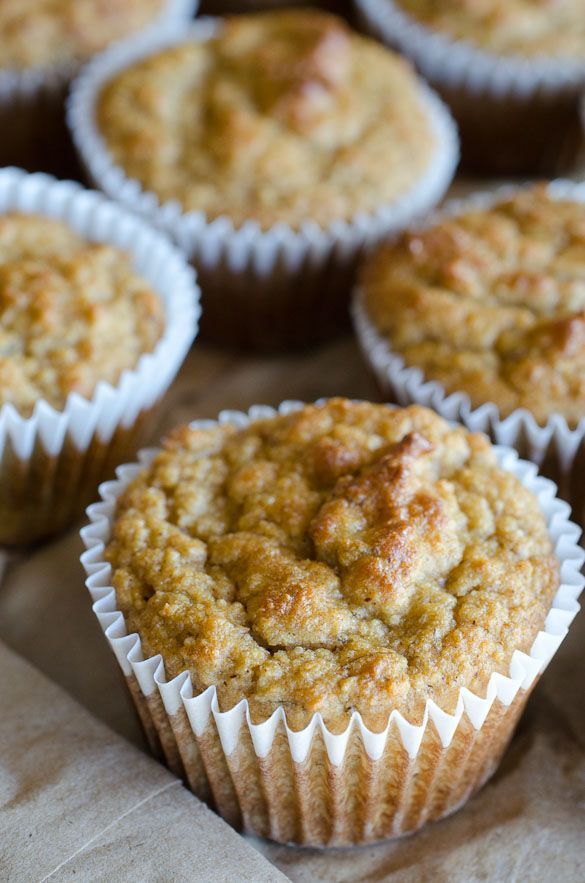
0 0 164 69
96 10 437 229
362 186 585 427
0 214 164 416
396 0 585 58
106 399 558 732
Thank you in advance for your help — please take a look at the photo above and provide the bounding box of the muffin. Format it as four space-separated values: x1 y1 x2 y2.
0 0 197 176
0 168 199 546
68 10 458 349
81 398 584 846
0 214 164 416
355 182 585 518
354 0 585 174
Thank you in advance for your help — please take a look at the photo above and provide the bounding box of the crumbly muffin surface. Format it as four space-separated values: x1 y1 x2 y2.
396 0 585 58
106 399 558 731
363 187 585 427
0 0 164 69
96 10 437 229
0 214 164 415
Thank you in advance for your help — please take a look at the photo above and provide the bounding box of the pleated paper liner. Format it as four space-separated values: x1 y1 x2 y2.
67 18 459 350
352 180 585 525
81 401 584 847
0 0 198 177
354 0 585 176
0 168 201 545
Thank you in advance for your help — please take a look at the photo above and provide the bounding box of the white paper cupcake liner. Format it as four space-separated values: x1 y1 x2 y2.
352 179 585 522
0 167 200 545
0 0 198 175
354 0 585 174
80 400 584 846
67 18 459 349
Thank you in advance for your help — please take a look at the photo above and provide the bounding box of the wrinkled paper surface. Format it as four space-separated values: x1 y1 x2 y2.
0 638 286 882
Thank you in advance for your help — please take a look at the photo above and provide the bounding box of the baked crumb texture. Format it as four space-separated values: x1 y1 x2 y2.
0 213 164 416
0 0 164 69
106 399 558 733
363 186 585 428
396 0 585 58
97 10 437 229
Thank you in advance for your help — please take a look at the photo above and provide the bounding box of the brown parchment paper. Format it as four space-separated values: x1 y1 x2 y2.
0 639 287 882
1 339 584 882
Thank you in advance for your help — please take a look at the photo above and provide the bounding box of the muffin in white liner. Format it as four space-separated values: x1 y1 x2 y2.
354 0 585 175
0 0 198 178
67 17 459 350
80 399 584 847
0 167 200 546
353 179 585 524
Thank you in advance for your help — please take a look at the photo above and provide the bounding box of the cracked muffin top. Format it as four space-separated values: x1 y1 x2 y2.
0 0 164 70
106 398 558 732
96 10 438 229
0 213 164 416
395 0 585 58
362 186 585 427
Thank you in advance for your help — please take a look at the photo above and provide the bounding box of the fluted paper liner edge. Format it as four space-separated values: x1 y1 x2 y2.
80 401 584 846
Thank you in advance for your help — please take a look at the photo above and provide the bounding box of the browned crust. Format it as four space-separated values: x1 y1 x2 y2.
106 399 558 731
96 10 436 229
0 214 164 416
369 362 585 526
362 186 585 424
